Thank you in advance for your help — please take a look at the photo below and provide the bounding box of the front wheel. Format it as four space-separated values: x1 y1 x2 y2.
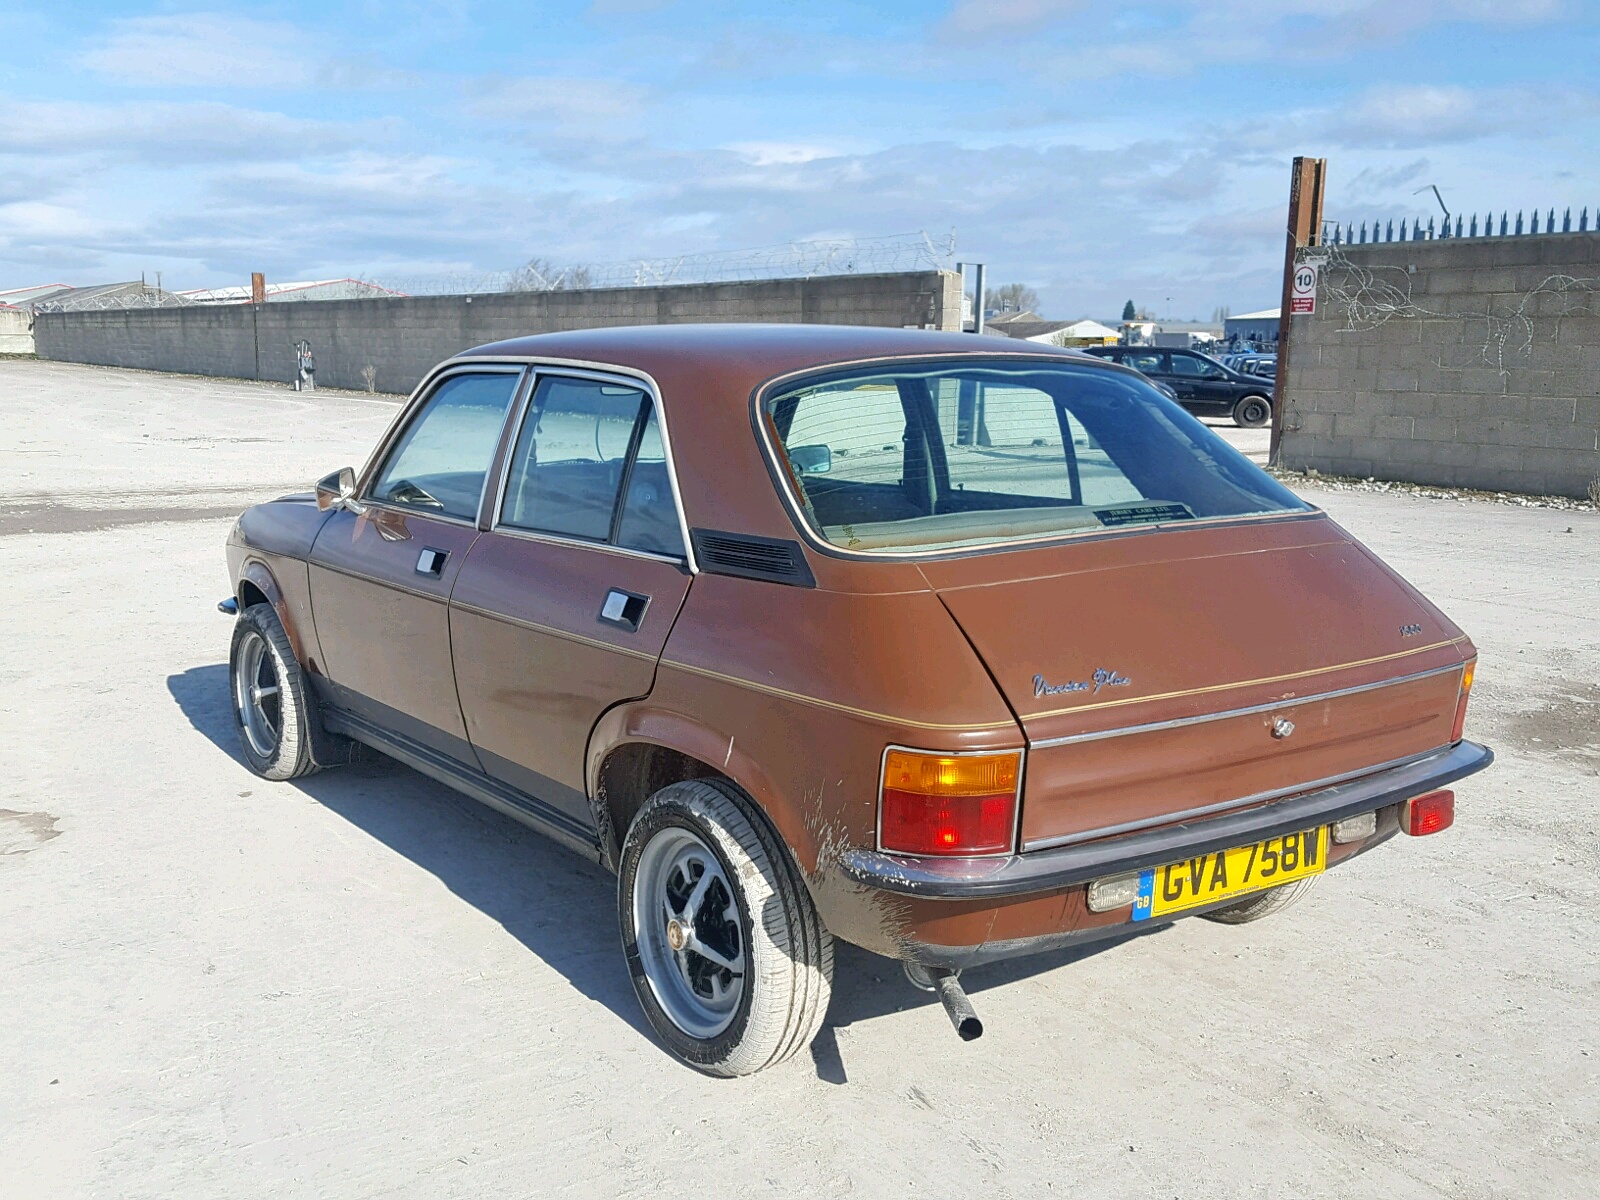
229 602 318 781
1233 394 1272 428
618 780 833 1076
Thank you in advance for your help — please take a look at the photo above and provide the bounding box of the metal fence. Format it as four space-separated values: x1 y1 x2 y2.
1323 207 1596 245
357 230 958 297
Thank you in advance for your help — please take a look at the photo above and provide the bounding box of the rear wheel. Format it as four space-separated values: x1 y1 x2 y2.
229 603 318 781
1202 876 1319 924
1232 394 1272 428
618 780 833 1076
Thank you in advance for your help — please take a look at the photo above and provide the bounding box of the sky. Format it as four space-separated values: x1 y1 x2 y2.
1 1 1597 319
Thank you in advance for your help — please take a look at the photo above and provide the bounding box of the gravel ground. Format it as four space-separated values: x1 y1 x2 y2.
1 359 1596 1200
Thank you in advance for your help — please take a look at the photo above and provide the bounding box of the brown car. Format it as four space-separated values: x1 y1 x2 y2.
222 324 1492 1075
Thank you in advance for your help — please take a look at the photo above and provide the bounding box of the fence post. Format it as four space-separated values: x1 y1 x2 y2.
1269 155 1325 469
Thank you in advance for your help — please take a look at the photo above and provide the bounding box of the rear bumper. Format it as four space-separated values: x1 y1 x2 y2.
839 739 1493 901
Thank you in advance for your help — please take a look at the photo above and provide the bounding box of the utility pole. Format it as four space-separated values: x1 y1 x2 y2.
1269 156 1326 467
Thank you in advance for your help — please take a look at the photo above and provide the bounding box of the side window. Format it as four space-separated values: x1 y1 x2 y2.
369 372 520 520
1167 354 1204 378
1193 357 1227 380
616 403 686 556
500 376 644 541
1124 352 1163 374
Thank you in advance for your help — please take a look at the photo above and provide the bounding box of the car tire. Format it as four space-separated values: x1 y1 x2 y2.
1232 395 1272 428
1201 876 1319 924
618 779 834 1077
229 602 319 781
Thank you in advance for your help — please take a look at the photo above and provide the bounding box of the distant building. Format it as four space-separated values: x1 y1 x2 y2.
982 312 1119 346
1224 308 1280 346
180 278 406 304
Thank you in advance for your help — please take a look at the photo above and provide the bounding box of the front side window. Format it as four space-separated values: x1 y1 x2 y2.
369 372 521 520
764 359 1309 555
500 375 686 557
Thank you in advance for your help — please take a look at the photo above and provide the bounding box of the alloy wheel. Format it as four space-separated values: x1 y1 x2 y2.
632 826 746 1039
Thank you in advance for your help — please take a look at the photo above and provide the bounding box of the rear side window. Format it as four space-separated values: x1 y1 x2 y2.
499 375 685 557
369 371 521 520
764 359 1308 555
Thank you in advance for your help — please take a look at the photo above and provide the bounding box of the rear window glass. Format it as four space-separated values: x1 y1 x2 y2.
764 359 1309 554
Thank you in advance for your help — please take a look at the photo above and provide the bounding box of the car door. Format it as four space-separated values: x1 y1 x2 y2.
308 366 525 761
1183 352 1240 411
449 369 694 829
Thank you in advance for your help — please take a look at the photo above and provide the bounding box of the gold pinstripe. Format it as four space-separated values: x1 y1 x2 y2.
657 637 1467 735
657 659 1018 733
451 598 659 661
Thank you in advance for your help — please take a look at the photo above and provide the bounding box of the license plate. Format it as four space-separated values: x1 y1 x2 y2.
1131 827 1328 921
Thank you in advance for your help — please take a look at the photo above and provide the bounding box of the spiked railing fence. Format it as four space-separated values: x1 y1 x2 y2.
1322 207 1597 245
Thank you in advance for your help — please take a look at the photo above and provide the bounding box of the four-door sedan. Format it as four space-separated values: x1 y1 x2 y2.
1082 344 1277 427
224 324 1491 1075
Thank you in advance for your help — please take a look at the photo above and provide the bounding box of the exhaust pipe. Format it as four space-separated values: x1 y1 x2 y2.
929 968 983 1041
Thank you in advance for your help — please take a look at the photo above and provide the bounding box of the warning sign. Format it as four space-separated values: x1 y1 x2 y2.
1290 260 1320 314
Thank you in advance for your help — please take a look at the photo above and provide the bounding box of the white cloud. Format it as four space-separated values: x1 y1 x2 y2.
467 76 650 136
79 14 311 88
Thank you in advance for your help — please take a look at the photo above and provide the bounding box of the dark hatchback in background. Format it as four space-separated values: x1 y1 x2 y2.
1083 346 1276 427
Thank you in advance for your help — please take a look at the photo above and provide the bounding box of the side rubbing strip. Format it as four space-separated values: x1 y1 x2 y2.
690 529 816 587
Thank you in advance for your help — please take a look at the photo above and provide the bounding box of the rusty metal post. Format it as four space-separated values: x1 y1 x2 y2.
1269 156 1325 467
250 272 266 306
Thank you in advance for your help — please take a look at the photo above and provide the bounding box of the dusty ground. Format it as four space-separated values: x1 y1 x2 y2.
1 359 1595 1200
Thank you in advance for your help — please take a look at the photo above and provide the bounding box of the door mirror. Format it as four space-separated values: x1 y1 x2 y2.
316 466 359 512
789 444 832 475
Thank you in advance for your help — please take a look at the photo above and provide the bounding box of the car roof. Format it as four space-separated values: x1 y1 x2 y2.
456 322 1131 391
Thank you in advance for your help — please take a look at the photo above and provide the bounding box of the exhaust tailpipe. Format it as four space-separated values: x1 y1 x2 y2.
929 968 983 1041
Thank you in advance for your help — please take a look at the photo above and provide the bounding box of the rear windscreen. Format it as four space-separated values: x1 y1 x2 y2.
763 359 1309 554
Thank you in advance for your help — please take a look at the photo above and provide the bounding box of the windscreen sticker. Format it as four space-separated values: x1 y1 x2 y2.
1094 503 1195 527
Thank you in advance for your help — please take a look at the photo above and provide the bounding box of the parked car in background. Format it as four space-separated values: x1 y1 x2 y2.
223 324 1490 1075
1082 345 1276 427
1221 353 1278 381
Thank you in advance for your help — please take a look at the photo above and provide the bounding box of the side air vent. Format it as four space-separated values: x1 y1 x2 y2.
691 529 816 588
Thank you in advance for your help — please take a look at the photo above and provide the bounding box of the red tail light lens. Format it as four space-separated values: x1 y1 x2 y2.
1403 789 1455 836
1451 660 1475 742
879 749 1021 856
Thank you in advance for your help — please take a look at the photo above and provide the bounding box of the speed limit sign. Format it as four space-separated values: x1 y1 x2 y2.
1290 260 1320 314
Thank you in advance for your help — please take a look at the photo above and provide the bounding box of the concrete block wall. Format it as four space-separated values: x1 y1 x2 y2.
34 270 960 395
1280 233 1600 498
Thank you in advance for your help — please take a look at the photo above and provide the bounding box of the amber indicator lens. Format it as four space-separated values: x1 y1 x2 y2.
1403 789 1455 837
1451 660 1476 742
880 750 1021 856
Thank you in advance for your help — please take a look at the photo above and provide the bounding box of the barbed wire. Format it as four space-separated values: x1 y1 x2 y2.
1307 244 1599 384
358 230 958 297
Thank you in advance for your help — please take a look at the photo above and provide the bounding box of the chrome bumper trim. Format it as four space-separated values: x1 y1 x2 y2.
837 740 1493 900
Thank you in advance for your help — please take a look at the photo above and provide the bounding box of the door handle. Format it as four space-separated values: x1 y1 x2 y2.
415 547 449 577
598 588 650 632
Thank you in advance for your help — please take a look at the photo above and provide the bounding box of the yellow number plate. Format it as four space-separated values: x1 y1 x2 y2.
1131 827 1328 922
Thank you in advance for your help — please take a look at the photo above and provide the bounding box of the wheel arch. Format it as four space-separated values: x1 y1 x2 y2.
236 558 308 665
586 702 816 879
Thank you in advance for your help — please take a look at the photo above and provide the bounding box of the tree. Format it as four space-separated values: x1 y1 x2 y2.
1121 299 1136 321
985 283 1040 315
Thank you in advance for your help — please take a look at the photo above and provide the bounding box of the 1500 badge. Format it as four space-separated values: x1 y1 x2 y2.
1034 668 1132 698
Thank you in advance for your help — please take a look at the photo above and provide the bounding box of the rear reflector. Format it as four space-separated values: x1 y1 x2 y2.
1403 789 1455 836
880 748 1021 856
1451 661 1476 742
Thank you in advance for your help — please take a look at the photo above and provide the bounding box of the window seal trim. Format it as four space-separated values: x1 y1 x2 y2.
747 352 1320 564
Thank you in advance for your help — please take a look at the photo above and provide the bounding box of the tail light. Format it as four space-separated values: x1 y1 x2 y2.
1403 789 1455 836
879 748 1021 856
1451 660 1476 742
